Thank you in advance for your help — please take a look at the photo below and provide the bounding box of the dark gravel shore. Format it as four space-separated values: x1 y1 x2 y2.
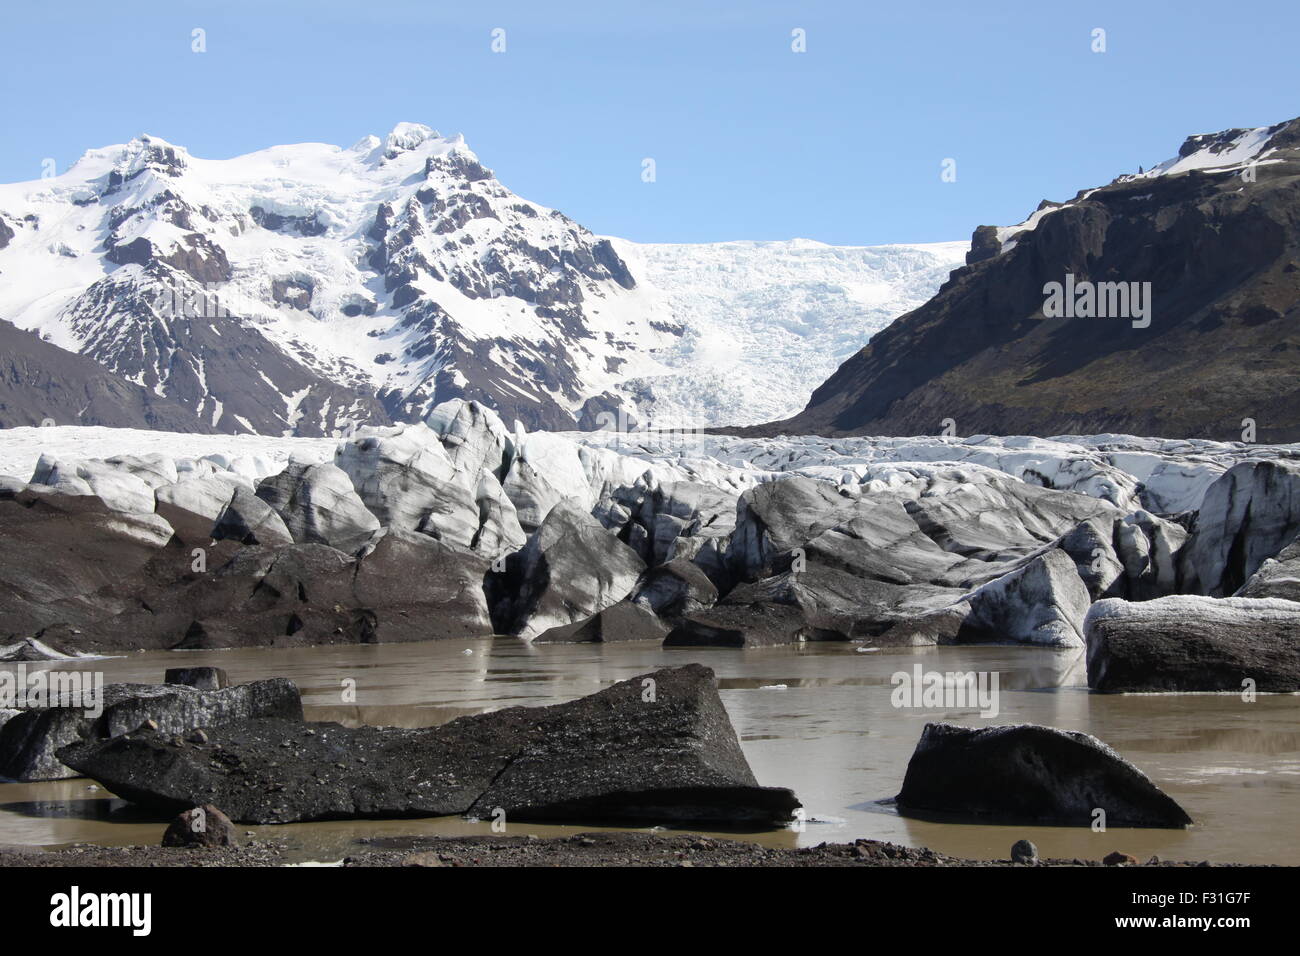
0 831 1233 867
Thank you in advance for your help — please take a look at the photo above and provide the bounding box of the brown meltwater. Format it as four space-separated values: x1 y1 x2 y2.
1 639 1296 864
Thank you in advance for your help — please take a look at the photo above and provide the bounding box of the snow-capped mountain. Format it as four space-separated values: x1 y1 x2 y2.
0 124 965 435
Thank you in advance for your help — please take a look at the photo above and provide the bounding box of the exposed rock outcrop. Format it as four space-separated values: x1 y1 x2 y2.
739 118 1300 442
896 722 1192 827
0 678 301 781
59 665 800 826
1085 595 1300 692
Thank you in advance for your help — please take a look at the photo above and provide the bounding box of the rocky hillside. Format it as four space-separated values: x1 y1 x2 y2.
0 320 211 432
745 117 1300 442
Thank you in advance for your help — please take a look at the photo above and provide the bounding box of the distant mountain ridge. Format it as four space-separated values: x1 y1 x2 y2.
737 117 1300 442
0 125 964 436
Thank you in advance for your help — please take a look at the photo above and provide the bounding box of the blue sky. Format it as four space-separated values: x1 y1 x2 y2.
2 0 1296 245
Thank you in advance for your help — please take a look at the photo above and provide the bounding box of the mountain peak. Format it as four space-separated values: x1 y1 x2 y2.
111 134 190 180
384 122 439 153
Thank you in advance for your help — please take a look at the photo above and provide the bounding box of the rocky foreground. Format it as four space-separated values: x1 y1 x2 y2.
0 832 1236 868
56 665 799 825
4 665 1192 834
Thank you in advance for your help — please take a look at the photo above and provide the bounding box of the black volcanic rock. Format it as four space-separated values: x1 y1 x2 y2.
161 804 238 847
896 722 1192 828
1084 595 1300 692
59 664 801 826
965 225 1000 265
740 117 1300 442
0 678 301 781
533 599 669 643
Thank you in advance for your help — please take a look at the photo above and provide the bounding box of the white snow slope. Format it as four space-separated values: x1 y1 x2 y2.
609 238 967 426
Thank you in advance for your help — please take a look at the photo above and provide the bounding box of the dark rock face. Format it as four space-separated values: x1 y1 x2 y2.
161 804 238 847
0 320 211 432
665 602 815 647
0 491 174 645
0 679 301 781
739 118 1300 442
349 529 493 641
59 665 801 826
965 225 1001 265
270 276 313 310
105 233 233 283
167 545 363 649
896 722 1192 828
534 600 669 643
1085 595 1300 692
250 206 324 236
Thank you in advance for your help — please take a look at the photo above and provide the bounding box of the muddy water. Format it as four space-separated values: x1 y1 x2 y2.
2 639 1297 864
